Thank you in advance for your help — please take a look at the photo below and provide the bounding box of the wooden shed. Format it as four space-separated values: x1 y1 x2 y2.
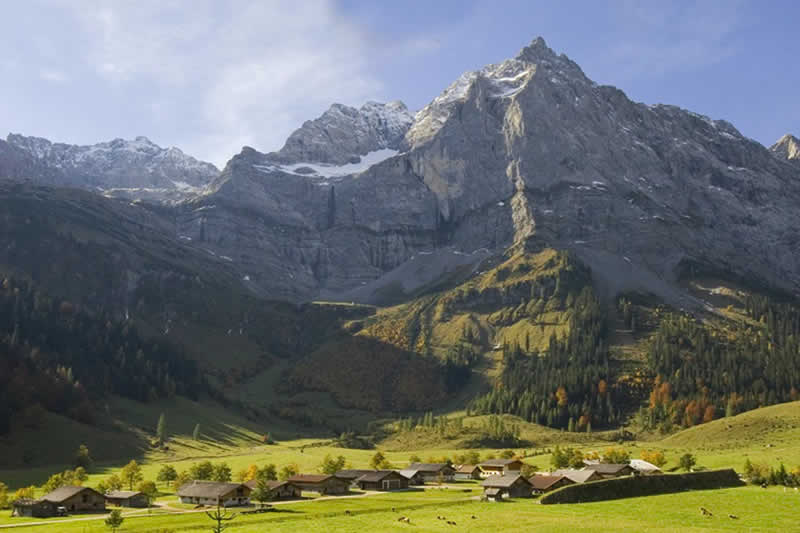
354 471 409 491
287 475 350 495
481 474 533 499
105 490 149 508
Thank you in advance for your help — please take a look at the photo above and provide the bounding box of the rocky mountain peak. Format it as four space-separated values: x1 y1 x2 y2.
771 133 800 161
266 100 414 166
3 133 218 201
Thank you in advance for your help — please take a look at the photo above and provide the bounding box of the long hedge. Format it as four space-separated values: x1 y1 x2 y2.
540 469 743 504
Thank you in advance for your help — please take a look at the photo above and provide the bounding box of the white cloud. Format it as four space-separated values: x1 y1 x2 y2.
68 0 382 166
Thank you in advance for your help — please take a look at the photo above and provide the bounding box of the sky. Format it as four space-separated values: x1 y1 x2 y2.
1 0 798 167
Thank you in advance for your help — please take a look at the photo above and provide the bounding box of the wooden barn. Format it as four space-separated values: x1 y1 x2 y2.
105 490 148 508
287 475 350 495
481 474 533 500
354 471 409 491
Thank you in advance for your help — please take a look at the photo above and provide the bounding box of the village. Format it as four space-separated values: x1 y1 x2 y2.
9 455 667 519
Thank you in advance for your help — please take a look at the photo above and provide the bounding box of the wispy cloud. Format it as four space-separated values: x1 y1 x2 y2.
64 0 382 165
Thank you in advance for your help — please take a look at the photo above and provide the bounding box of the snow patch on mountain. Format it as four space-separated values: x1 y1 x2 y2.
254 148 399 180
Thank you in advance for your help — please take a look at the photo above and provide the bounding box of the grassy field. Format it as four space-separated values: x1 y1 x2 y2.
2 402 799 531
1 486 797 532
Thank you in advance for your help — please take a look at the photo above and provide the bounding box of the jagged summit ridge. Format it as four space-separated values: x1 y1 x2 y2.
266 100 414 166
5 133 219 198
405 37 587 147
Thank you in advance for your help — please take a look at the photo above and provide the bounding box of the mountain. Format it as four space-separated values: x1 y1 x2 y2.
0 134 219 202
771 133 800 163
264 100 414 166
183 37 800 306
2 37 800 454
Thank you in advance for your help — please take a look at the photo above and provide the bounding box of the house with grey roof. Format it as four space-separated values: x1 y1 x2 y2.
354 470 409 491
583 463 635 479
480 474 533 500
406 463 455 482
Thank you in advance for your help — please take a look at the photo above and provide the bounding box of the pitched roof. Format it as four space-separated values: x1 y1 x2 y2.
479 459 520 467
584 463 632 474
335 469 377 480
105 490 143 499
397 469 421 479
630 459 661 473
456 464 480 473
529 475 569 491
355 470 401 483
551 469 600 483
481 474 531 488
484 487 502 496
177 481 246 499
244 479 290 490
287 474 341 484
407 463 451 473
41 486 99 503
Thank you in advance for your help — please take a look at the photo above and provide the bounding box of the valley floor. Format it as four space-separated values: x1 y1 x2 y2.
1 486 797 532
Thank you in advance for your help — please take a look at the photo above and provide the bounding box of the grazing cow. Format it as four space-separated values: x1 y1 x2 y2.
471 515 477 519
729 514 739 520
700 507 713 517
345 510 351 516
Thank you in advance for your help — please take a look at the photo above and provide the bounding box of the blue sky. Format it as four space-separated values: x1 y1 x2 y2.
0 0 797 166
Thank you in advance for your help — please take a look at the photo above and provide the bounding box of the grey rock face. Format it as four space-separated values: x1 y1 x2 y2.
3 133 219 201
189 37 800 304
266 101 413 165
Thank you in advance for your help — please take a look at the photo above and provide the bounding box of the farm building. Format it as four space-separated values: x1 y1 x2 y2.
454 464 482 480
481 474 533 500
551 469 603 484
406 463 455 482
177 481 251 507
11 499 58 518
287 475 350 495
40 486 106 514
630 460 662 475
479 459 524 477
397 469 425 485
584 463 635 479
529 475 574 494
354 470 410 491
243 479 302 500
334 469 379 486
105 490 148 508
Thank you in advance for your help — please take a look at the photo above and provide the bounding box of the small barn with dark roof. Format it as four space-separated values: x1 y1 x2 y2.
287 474 350 495
41 486 106 513
454 464 482 480
177 481 251 507
405 463 455 482
583 463 635 479
479 458 524 477
354 470 409 491
481 474 533 499
243 479 301 500
105 490 148 508
529 475 574 494
11 499 58 518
